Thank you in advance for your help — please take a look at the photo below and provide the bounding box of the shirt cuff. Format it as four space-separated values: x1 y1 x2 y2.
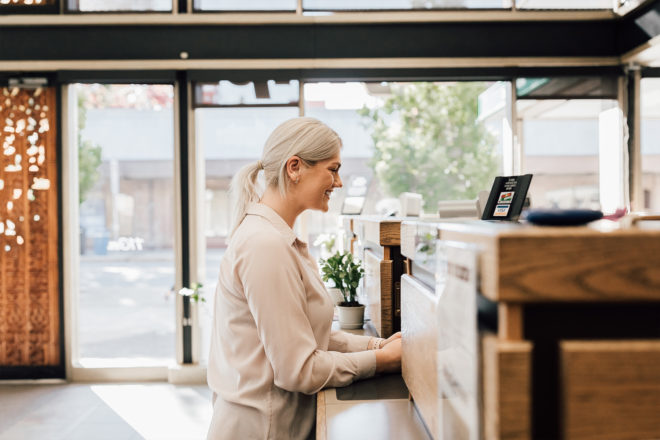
346 350 377 380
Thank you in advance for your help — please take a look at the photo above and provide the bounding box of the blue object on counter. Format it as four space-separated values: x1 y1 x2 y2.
523 209 603 226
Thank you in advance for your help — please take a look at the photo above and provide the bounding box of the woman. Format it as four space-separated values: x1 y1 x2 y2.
207 117 402 440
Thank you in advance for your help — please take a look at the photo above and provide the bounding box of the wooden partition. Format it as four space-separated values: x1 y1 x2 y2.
0 86 60 372
354 217 404 338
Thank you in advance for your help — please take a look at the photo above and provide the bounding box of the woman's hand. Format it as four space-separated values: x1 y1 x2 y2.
375 338 401 374
380 332 401 348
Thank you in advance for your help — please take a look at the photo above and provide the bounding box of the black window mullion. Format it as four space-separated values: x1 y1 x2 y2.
177 71 193 364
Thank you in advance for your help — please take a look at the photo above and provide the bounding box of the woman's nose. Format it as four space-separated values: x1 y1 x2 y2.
334 174 343 188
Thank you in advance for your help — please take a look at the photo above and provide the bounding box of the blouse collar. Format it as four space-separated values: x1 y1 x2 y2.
245 202 307 248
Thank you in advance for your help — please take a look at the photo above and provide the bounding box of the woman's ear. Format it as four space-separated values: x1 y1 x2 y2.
286 156 302 183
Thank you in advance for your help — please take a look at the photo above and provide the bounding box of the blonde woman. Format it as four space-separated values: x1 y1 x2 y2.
207 117 402 440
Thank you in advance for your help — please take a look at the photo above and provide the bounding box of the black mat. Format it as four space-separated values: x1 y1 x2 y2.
336 373 409 401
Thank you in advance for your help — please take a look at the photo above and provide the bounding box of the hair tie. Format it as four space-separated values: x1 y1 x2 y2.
256 160 264 170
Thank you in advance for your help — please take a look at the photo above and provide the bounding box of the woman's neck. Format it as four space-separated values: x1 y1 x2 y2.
259 186 303 229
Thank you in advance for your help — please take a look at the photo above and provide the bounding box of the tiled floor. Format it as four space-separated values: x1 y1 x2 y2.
0 382 213 440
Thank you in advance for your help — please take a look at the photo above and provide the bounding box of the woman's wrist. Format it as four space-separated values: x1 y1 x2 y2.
368 337 385 350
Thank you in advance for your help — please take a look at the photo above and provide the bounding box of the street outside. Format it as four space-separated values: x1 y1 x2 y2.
78 250 223 366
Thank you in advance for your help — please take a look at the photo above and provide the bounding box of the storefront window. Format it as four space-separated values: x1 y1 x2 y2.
303 0 511 11
67 0 171 12
516 0 613 9
194 0 296 11
640 78 660 211
304 81 504 258
517 76 620 210
518 98 618 209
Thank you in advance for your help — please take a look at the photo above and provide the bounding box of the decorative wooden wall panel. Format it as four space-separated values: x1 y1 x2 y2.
0 86 59 367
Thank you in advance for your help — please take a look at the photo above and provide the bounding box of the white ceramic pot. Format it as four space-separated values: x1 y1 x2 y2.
327 287 344 306
337 304 365 329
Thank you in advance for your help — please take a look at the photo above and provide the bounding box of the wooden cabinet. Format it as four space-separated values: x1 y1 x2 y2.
353 216 405 338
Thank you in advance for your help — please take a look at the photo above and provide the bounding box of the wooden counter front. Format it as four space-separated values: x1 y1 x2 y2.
436 221 660 303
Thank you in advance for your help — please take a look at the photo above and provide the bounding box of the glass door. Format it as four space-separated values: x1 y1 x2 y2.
74 83 176 368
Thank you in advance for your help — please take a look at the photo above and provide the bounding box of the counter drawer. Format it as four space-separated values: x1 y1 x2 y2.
560 340 660 440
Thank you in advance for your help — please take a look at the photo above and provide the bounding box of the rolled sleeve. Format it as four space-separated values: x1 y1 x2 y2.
328 330 372 353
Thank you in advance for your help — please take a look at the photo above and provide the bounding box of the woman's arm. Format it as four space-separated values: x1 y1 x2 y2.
238 235 377 394
328 330 378 353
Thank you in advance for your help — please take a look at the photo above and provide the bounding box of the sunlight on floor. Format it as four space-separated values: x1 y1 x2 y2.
0 383 212 440
90 384 212 440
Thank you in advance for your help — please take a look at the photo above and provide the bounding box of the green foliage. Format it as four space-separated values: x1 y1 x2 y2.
78 94 103 205
189 282 206 303
178 282 206 303
358 82 499 210
313 233 336 254
319 251 365 305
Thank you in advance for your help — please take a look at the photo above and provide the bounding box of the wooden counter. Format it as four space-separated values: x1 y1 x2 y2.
400 219 660 440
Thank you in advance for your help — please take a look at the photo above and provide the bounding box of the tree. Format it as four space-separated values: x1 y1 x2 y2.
78 94 103 205
358 82 498 210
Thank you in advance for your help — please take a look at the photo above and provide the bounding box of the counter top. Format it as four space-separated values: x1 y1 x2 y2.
415 219 660 303
317 321 431 440
317 375 430 440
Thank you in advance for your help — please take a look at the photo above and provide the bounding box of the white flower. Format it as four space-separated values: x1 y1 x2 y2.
178 287 194 297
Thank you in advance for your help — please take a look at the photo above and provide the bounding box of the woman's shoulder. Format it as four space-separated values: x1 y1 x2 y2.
231 215 290 253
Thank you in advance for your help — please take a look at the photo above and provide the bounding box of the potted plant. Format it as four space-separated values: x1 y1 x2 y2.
320 251 365 329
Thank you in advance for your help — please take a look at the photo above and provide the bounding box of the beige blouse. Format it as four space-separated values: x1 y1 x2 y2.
207 203 377 440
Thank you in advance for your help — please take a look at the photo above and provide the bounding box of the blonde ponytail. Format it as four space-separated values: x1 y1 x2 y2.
229 161 263 238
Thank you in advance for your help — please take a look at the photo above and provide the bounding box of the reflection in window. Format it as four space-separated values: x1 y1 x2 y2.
68 0 171 11
194 0 296 10
516 77 618 99
518 99 618 209
640 78 660 211
195 81 300 107
303 0 511 10
76 84 176 366
516 0 612 9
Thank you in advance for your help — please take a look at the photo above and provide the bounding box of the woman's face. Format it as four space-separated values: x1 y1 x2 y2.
296 152 343 212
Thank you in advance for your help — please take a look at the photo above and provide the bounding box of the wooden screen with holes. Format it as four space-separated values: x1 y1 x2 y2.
0 86 60 371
